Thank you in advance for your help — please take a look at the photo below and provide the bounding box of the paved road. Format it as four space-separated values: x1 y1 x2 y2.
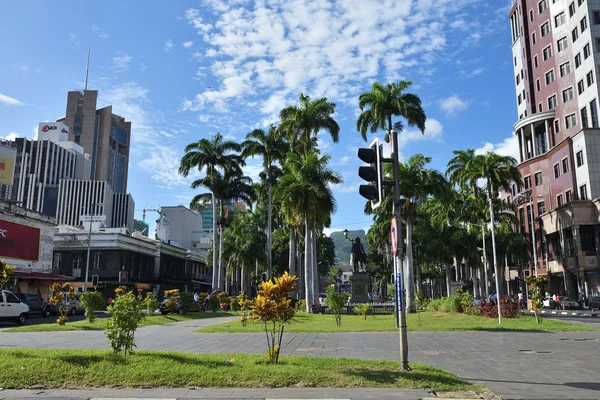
1 316 600 399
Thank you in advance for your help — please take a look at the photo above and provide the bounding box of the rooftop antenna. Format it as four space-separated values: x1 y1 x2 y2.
84 48 90 91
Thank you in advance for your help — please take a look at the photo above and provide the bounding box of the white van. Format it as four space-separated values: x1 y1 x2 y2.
0 289 30 325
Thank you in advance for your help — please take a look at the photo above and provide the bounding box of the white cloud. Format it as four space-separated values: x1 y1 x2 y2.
475 134 520 161
182 41 193 48
91 24 108 39
69 33 80 49
138 145 188 189
165 40 174 51
0 132 19 141
182 0 487 116
112 53 132 72
0 93 23 106
396 118 444 148
439 95 468 116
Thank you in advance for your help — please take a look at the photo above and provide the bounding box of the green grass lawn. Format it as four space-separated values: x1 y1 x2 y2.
197 311 599 333
4 312 235 333
0 348 479 392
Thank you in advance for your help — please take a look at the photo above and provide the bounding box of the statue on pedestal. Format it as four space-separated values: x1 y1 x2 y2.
350 237 366 273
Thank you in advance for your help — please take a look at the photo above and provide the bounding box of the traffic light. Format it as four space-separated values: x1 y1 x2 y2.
91 274 99 287
358 138 383 209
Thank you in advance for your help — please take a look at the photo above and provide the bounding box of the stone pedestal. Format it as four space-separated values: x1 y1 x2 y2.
350 272 369 304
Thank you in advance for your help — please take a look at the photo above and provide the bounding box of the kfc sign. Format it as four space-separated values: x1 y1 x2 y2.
41 125 57 133
0 219 40 262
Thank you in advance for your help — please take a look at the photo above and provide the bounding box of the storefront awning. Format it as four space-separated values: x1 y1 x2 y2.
14 271 74 281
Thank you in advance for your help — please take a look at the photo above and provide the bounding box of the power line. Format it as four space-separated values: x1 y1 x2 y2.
329 220 373 228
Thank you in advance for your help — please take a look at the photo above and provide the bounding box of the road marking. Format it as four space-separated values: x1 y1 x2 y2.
93 398 177 400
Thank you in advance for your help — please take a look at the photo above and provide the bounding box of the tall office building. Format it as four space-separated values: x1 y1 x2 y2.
0 122 90 216
58 90 130 193
507 0 600 297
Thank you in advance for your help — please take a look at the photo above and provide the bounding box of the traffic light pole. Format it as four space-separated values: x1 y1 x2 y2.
391 128 409 371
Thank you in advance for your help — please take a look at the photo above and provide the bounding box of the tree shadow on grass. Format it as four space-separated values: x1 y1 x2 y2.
133 352 237 368
344 368 468 388
57 354 121 367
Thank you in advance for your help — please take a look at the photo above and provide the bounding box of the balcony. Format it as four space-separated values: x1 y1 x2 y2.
514 111 555 164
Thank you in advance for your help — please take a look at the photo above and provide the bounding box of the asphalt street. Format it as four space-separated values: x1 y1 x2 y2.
1 315 599 399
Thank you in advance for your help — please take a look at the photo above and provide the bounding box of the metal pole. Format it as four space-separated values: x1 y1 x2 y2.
488 195 502 325
530 197 539 276
391 128 409 370
482 225 487 299
83 205 94 292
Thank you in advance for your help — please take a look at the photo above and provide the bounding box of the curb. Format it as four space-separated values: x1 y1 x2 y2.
524 310 600 317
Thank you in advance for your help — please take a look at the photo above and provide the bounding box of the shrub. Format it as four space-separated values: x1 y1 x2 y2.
325 286 349 327
439 296 461 313
295 299 307 312
353 303 373 320
143 292 159 316
231 298 240 311
479 301 520 319
197 292 208 305
415 291 429 311
217 292 231 310
250 272 297 364
105 291 145 355
179 292 194 314
80 291 105 323
208 295 220 312
236 294 251 326
49 282 77 325
0 260 15 287
427 299 443 311
115 286 129 297
526 275 547 324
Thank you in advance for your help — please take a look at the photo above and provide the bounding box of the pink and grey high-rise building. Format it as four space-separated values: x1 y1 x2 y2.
507 0 600 297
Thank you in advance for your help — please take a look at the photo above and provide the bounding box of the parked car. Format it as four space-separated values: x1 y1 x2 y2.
62 293 85 316
589 296 600 310
559 298 581 310
15 293 56 317
0 289 30 325
159 297 200 314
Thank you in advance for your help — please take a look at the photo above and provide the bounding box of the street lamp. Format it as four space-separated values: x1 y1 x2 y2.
83 203 103 292
343 229 353 243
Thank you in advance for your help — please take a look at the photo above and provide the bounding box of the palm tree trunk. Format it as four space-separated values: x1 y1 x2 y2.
304 220 313 313
406 213 415 313
415 263 421 294
219 226 225 291
445 263 451 297
241 264 246 294
267 183 273 280
212 194 218 291
289 226 296 297
312 228 319 308
488 189 502 324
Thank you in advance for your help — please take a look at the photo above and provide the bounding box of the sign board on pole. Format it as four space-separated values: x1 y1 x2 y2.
395 271 403 328
0 145 17 186
80 215 106 223
390 216 398 256
119 271 129 283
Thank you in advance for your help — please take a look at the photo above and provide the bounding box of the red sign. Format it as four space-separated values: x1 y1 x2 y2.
390 216 398 256
0 219 40 261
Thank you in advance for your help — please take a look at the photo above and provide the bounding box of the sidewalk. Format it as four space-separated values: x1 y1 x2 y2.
0 388 437 400
523 309 599 317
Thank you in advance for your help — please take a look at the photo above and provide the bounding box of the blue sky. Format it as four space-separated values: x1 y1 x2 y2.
0 0 517 236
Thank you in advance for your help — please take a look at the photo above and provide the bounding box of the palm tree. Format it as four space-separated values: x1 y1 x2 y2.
398 154 451 312
279 93 340 155
179 133 244 291
277 151 342 310
446 149 479 197
190 168 254 290
242 125 287 281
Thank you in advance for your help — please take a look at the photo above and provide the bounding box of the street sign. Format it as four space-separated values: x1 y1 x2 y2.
119 271 129 283
390 216 398 256
395 271 403 328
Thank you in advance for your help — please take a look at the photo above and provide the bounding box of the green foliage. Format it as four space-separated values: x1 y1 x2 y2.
49 282 77 325
231 298 240 311
105 291 145 355
387 284 395 299
353 303 374 320
143 292 159 316
179 292 194 314
415 291 429 311
208 295 220 312
526 275 547 324
455 289 478 315
325 286 349 327
80 291 105 323
197 292 208 305
295 299 307 313
0 260 15 287
427 299 443 311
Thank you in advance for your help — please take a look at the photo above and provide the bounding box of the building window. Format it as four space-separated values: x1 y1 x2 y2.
94 253 103 270
516 74 521 85
548 95 557 110
587 70 594 86
575 53 582 68
576 150 585 166
584 43 591 59
562 158 569 173
557 194 564 206
531 9 535 20
532 32 537 45
555 12 566 27
512 183 516 196
541 22 550 36
518 94 522 105
581 16 588 31
578 79 585 94
524 175 532 189
582 106 589 127
579 0 584 6
537 79 541 91
539 103 543 112
563 87 574 102
591 99 599 127
566 190 572 203
514 56 517 66
539 0 547 13
554 163 561 178
555 119 560 133
566 113 577 128
572 27 579 42
545 70 555 84
560 62 571 76
580 184 588 200
569 2 576 16
543 45 553 60
535 172 543 186
538 201 546 215
558 37 568 52
595 11 600 24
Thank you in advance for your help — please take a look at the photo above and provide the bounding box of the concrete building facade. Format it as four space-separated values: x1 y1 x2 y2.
507 0 600 297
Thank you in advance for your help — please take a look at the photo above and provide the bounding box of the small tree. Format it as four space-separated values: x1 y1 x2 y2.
105 291 145 355
143 292 159 316
180 292 194 314
354 303 374 320
208 295 220 312
236 293 251 326
0 260 15 287
218 292 231 310
250 272 297 364
325 285 349 327
163 289 179 313
80 291 105 323
49 282 77 325
526 275 547 324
